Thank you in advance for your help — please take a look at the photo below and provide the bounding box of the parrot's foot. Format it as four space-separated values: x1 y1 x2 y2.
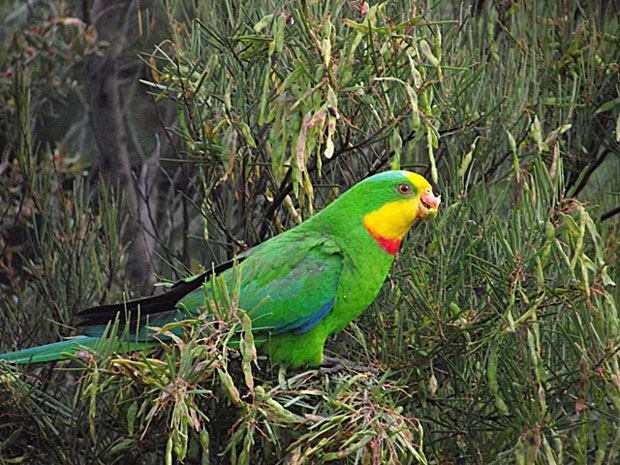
319 355 377 375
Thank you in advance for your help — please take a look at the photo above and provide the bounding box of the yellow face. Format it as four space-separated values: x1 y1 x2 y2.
362 171 440 240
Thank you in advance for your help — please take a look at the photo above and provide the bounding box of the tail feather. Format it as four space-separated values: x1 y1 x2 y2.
0 337 157 364
0 337 100 364
76 259 238 327
0 261 239 366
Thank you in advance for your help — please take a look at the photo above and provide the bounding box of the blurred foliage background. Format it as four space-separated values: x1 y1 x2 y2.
0 0 619 463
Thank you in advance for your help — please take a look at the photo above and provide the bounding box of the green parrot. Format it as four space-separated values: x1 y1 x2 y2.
0 171 439 368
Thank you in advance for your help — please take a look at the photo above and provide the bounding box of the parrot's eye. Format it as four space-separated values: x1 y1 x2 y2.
397 183 412 195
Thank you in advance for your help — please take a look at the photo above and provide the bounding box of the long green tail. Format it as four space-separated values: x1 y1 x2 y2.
0 337 102 364
0 337 157 364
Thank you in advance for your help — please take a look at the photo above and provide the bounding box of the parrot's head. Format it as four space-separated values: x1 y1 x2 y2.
355 170 440 254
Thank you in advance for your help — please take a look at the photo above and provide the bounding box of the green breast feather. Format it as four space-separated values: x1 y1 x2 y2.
0 170 439 367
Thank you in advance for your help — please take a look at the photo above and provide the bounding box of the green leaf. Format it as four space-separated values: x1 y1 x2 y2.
595 97 620 114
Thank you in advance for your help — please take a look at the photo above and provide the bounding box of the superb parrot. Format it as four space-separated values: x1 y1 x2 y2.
0 171 439 368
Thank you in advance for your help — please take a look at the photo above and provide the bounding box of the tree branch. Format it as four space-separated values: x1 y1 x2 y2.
601 205 620 222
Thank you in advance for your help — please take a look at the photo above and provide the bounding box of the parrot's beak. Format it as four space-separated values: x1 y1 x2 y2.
418 189 440 219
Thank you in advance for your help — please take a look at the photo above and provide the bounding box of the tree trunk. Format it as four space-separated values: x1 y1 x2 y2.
85 0 155 294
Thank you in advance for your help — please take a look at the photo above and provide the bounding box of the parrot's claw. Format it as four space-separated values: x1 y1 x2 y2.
319 355 378 375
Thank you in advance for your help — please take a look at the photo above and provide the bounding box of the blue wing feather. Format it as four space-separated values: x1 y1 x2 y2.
272 297 336 335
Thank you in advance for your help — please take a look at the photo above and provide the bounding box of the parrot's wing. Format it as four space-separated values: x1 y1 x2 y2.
178 232 345 336
245 234 343 335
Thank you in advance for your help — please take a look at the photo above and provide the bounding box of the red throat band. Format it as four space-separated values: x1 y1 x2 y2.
364 226 402 255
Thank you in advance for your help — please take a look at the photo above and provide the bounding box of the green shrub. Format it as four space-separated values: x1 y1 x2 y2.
1 1 618 464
